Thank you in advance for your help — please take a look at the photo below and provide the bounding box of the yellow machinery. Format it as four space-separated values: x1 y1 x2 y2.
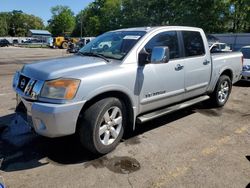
54 36 79 49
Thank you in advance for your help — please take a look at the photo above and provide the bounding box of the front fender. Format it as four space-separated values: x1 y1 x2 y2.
82 84 138 130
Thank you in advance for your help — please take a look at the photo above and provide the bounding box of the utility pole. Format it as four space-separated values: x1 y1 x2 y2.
80 13 83 38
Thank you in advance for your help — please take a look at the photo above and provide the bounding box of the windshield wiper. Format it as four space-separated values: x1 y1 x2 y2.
77 52 110 62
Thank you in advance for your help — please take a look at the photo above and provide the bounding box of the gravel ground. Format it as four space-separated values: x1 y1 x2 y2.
0 47 249 188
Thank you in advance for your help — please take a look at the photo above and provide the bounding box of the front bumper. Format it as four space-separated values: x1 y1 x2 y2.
20 97 86 138
241 70 250 81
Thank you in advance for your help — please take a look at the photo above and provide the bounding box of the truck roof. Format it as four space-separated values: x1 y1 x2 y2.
113 26 203 33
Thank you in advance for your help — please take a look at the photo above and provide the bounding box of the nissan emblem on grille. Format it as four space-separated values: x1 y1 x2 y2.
20 78 26 89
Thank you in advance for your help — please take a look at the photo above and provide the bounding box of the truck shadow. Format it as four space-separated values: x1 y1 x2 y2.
0 113 15 130
234 80 250 87
0 125 100 172
0 105 206 172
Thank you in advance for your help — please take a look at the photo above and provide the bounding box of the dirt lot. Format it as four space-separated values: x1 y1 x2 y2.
0 47 249 188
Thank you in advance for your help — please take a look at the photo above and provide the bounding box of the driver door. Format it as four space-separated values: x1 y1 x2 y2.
137 31 185 114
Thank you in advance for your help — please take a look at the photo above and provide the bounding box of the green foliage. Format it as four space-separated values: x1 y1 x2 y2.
1 1 250 37
74 0 250 36
48 5 76 36
0 13 9 36
228 0 250 32
0 11 44 37
165 0 231 33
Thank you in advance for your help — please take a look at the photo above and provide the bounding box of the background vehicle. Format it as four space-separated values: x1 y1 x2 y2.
209 42 232 53
12 39 19 44
23 38 45 44
79 37 95 47
54 36 79 49
67 37 95 53
0 39 10 47
212 33 250 51
98 41 112 49
13 26 242 154
240 46 250 81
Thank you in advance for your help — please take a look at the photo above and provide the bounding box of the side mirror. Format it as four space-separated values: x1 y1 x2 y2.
150 46 169 64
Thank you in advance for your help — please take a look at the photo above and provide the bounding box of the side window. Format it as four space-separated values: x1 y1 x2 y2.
182 31 205 57
144 31 180 59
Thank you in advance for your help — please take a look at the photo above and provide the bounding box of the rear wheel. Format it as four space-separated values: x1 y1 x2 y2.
210 75 232 107
78 98 126 154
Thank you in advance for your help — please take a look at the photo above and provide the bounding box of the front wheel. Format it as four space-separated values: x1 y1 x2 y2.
78 98 126 154
61 41 68 49
210 75 232 107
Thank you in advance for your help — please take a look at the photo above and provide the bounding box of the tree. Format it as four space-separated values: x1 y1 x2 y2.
76 1 106 36
72 0 250 37
0 12 10 36
48 5 75 36
98 0 122 32
0 10 44 37
228 0 250 32
120 0 149 28
73 0 123 36
166 0 230 33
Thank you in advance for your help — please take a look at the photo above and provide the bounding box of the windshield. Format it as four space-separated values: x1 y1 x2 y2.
241 48 250 59
79 31 146 60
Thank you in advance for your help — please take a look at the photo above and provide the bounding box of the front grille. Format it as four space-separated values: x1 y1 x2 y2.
18 75 30 92
14 72 44 100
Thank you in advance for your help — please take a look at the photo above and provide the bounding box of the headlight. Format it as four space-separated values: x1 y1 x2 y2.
41 78 80 100
243 65 250 71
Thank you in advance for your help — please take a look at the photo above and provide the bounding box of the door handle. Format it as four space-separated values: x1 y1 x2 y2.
203 60 210 65
175 64 184 71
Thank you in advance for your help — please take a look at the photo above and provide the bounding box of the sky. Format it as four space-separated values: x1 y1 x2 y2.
0 0 94 24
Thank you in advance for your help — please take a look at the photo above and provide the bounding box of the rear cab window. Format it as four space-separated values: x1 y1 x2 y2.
182 31 205 57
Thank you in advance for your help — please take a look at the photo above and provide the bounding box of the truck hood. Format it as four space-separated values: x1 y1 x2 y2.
21 55 113 80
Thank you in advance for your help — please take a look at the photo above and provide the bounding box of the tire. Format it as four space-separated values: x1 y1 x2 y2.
78 98 126 154
209 75 232 107
61 41 68 49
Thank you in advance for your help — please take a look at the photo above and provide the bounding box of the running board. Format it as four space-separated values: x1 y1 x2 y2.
136 95 210 124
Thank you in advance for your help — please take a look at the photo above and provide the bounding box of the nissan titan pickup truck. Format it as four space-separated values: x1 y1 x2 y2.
13 26 243 154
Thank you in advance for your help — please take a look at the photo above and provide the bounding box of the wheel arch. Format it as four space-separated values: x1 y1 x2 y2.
220 69 233 81
208 68 233 94
77 90 135 133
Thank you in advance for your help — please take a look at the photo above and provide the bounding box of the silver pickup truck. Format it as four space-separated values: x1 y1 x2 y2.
13 26 243 154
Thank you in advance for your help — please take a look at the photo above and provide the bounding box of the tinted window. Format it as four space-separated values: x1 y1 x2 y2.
182 31 205 57
241 48 250 59
144 31 180 59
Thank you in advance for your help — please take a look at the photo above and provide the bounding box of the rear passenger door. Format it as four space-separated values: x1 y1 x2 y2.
181 31 211 99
